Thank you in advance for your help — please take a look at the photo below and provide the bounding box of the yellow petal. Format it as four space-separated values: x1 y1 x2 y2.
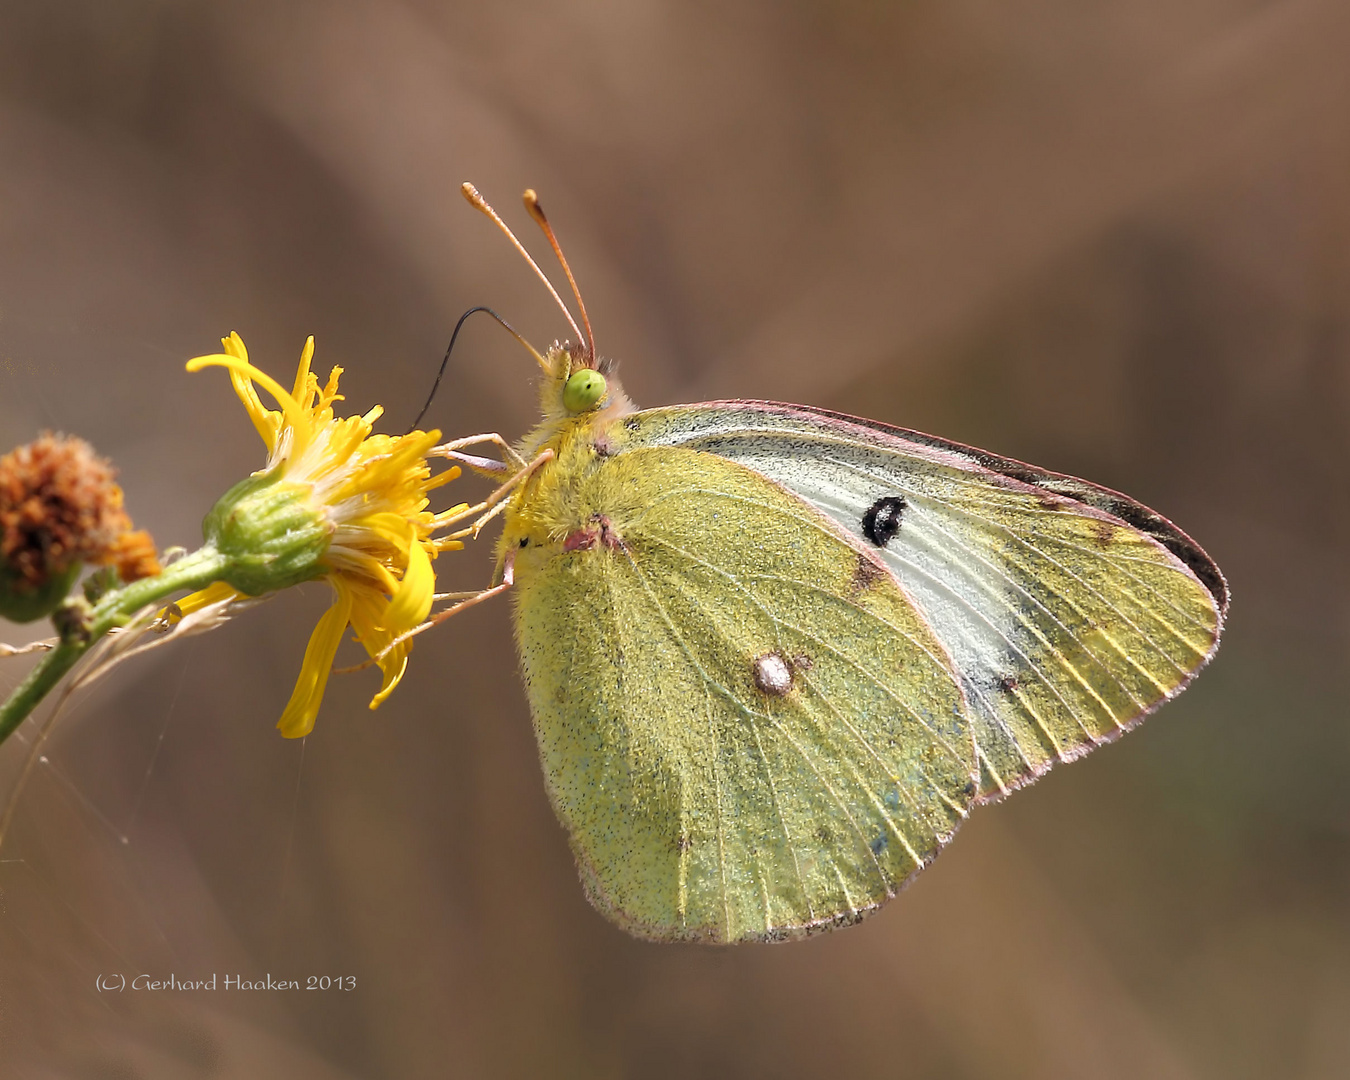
385 539 434 631
368 651 409 709
276 583 354 739
169 580 241 620
424 466 463 492
317 416 375 478
213 333 277 452
432 502 472 527
187 353 305 436
319 366 345 415
291 336 316 403
346 587 410 710
358 511 416 547
346 587 390 651
326 547 401 595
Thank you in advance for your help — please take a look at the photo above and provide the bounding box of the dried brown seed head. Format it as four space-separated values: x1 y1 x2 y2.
0 435 156 620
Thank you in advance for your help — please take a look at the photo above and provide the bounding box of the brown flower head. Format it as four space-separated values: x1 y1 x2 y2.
0 434 160 621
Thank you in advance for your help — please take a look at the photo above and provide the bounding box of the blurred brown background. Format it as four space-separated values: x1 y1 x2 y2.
1 1 1348 1077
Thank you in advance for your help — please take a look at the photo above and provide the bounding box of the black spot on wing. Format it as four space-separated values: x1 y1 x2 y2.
861 495 907 546
733 401 1229 617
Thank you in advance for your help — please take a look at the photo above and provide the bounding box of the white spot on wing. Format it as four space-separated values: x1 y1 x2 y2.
752 652 793 695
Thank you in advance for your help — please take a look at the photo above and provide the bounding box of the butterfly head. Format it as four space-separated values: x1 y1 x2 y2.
538 342 633 425
461 182 635 430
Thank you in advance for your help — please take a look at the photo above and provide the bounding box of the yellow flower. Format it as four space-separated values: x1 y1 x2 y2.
178 333 465 737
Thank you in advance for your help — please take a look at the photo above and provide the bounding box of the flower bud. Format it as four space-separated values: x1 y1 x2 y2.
203 469 331 596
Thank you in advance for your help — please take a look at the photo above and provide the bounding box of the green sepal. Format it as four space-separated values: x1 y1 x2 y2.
203 469 331 596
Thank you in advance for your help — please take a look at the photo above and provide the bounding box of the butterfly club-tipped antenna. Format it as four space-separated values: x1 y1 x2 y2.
461 182 590 366
523 188 595 366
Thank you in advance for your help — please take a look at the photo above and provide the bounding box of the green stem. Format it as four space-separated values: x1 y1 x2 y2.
0 545 231 746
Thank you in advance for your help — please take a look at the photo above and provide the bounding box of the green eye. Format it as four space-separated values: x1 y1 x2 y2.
563 369 607 413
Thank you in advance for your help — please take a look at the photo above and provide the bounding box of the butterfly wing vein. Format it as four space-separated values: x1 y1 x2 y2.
620 403 1225 799
514 447 976 942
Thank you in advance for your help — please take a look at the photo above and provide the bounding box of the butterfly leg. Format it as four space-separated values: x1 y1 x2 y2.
429 432 529 478
436 448 554 541
346 453 550 674
357 548 518 670
423 547 515 629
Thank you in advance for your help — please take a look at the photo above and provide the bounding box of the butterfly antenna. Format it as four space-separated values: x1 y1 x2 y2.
523 189 595 364
407 305 547 433
461 182 586 354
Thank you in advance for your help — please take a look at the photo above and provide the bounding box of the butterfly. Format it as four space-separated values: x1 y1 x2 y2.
442 184 1227 944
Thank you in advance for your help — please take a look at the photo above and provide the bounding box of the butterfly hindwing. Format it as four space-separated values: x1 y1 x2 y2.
509 442 976 942
619 402 1227 800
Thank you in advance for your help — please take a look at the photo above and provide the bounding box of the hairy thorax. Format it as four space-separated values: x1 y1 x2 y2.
497 406 645 584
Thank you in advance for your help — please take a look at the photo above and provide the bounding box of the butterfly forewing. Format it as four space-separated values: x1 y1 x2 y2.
512 444 976 942
620 403 1226 799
